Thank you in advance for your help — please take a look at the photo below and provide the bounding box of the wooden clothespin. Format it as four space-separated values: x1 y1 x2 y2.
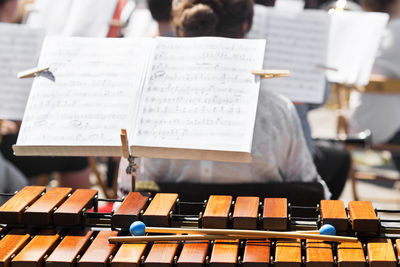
120 129 130 159
252 70 290 80
18 66 50 79
120 129 138 192
316 64 339 72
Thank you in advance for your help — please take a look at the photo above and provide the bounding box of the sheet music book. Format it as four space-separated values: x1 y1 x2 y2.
26 0 118 37
0 23 45 120
326 11 389 86
14 37 266 163
247 5 330 104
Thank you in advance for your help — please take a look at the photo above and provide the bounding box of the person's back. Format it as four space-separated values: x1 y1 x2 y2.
349 0 400 169
118 0 330 199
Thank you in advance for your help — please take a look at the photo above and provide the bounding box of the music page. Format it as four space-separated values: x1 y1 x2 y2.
15 37 153 156
0 23 44 120
327 11 389 85
247 5 330 104
132 37 265 161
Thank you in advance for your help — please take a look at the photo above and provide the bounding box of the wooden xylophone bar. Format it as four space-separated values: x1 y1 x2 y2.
0 186 399 235
2 187 400 266
1 228 400 266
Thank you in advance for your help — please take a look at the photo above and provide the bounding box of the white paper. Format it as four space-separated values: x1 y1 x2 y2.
0 23 44 120
327 11 389 85
63 0 118 37
275 0 305 11
17 37 153 147
26 0 72 36
247 5 330 104
133 37 266 152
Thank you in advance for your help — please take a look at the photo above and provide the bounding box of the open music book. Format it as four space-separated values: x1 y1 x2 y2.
13 37 266 163
0 23 44 120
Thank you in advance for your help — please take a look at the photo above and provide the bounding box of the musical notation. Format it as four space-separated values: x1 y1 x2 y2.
16 36 265 160
0 23 44 120
247 5 330 104
18 37 153 147
134 37 265 152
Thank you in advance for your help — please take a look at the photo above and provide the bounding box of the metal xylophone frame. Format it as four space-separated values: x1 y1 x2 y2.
3 188 400 266
2 189 400 238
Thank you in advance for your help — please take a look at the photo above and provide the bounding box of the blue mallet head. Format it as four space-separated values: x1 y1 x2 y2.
319 224 336 236
129 221 146 236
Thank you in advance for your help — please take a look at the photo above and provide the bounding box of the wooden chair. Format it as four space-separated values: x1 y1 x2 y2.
336 78 400 201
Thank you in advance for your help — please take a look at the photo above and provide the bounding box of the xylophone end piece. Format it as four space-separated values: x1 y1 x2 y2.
130 221 146 236
319 224 336 236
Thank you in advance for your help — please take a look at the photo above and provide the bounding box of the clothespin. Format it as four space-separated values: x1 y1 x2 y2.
120 129 138 192
252 70 290 80
18 66 50 79
120 129 130 159
316 64 339 72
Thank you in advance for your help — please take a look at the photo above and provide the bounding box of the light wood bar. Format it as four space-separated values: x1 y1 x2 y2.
274 239 302 267
46 229 93 267
320 200 348 232
0 230 31 267
24 187 72 225
0 186 45 224
209 239 239 267
144 242 178 267
143 193 178 227
348 201 379 232
176 241 209 267
337 241 365 267
203 195 232 229
111 243 147 267
112 192 149 229
305 240 334 267
242 239 270 267
12 230 59 267
53 189 97 226
367 238 396 267
232 196 259 230
263 198 287 230
78 231 118 267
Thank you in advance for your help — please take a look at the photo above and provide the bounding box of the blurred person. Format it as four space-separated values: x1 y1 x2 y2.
0 0 18 22
350 0 400 170
118 0 331 199
147 0 174 36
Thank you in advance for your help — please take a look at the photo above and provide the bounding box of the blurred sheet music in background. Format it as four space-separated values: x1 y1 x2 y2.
0 23 44 120
327 10 389 86
247 5 330 104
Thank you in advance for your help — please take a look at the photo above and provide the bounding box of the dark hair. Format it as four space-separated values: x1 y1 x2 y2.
147 0 173 22
172 0 254 38
361 0 396 12
255 0 275 6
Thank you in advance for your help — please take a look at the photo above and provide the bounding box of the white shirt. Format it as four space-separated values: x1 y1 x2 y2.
118 88 331 199
350 19 400 144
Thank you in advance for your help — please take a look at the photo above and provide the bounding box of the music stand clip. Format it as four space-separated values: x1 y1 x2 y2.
120 129 138 192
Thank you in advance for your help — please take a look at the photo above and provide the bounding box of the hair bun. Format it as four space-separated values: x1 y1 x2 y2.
179 4 218 37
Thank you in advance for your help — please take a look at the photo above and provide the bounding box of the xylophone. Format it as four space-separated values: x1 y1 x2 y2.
1 186 400 266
